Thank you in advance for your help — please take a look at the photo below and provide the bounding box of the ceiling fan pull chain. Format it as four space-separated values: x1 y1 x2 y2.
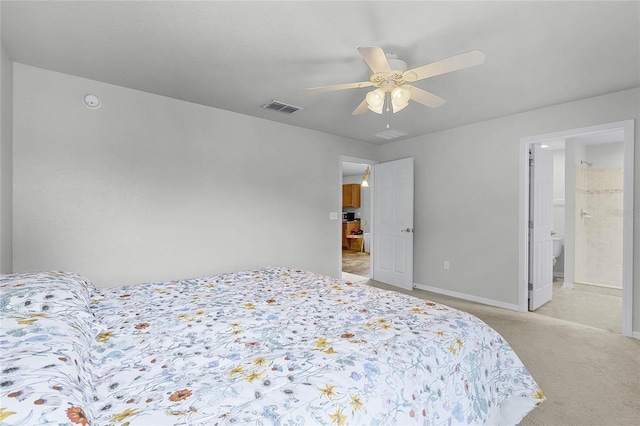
386 92 391 128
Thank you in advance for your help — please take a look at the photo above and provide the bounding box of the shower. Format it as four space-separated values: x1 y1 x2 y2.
575 149 623 291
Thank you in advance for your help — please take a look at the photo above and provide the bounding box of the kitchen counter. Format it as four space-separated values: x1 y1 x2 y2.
342 220 362 251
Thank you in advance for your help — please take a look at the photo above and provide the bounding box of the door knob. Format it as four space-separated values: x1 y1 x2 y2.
401 228 413 233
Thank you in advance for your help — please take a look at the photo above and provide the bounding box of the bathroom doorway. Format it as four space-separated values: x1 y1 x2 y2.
519 120 634 337
534 135 625 333
340 157 376 283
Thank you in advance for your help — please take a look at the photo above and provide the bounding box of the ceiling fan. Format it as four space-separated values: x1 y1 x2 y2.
304 47 485 123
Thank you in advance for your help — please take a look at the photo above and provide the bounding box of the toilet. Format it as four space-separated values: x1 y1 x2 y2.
552 236 563 265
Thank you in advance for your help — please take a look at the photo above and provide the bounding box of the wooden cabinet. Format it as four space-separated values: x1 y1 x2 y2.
342 184 361 208
342 221 361 250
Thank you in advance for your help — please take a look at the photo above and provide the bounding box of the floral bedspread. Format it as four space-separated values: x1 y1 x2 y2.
1 267 543 425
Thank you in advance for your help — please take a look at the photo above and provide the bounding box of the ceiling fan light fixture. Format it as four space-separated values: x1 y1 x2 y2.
365 88 385 114
367 103 384 114
391 86 410 113
392 102 409 114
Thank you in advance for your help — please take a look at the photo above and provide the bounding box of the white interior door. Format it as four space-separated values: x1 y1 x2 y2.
372 158 414 290
529 144 553 310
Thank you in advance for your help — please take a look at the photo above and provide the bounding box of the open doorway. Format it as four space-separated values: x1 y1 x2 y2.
535 135 625 333
519 120 634 337
340 158 375 283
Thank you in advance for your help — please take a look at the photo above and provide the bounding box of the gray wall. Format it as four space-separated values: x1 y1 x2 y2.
378 88 639 331
12 64 377 287
6 63 640 335
0 38 13 273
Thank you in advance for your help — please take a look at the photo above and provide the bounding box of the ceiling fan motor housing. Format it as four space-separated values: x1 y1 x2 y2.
369 54 408 89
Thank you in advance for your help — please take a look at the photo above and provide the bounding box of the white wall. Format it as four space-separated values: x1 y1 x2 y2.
378 88 639 332
0 38 13 273
586 141 624 168
12 64 377 287
552 149 565 236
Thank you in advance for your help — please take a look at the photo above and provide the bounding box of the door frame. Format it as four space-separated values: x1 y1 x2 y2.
518 120 635 337
339 156 378 278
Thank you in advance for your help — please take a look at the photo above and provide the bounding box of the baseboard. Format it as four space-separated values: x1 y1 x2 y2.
633 331 640 340
413 283 521 312
553 272 564 278
562 281 574 289
572 282 622 297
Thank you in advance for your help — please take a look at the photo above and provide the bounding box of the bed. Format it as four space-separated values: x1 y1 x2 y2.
1 267 543 425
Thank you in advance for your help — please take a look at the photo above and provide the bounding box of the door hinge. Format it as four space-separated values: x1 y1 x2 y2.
529 158 534 166
529 221 534 229
528 283 533 290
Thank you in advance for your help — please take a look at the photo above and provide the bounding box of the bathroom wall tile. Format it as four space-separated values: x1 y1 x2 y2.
575 167 623 288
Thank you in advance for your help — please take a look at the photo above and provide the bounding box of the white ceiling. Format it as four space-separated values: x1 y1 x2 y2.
1 1 638 145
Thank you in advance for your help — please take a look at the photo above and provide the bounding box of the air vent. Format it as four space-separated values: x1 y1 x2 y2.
262 100 303 115
375 129 408 140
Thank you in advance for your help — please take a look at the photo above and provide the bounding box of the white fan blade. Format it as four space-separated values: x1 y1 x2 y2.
304 81 372 94
406 85 446 108
403 49 485 82
358 46 392 74
352 99 369 115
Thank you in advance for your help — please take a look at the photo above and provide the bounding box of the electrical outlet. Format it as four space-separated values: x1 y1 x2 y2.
444 261 450 270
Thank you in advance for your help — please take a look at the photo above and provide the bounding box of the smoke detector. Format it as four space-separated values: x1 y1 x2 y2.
83 94 101 109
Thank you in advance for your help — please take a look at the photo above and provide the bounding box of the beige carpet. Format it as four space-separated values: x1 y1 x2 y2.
366 280 640 426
